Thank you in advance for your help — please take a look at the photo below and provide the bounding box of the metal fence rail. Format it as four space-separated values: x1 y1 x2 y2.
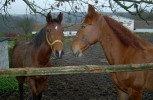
0 63 153 77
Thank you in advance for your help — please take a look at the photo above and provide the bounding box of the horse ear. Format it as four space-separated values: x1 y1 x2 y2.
88 4 96 17
57 12 63 23
46 12 52 24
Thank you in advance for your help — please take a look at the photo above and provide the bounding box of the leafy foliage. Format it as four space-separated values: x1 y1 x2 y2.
0 77 18 92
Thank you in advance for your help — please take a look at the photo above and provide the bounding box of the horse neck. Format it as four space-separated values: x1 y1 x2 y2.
35 39 52 66
98 18 130 65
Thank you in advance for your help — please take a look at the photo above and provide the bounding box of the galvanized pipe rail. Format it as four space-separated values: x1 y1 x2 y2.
0 63 153 77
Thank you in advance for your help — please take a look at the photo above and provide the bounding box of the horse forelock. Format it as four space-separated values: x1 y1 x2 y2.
103 16 151 49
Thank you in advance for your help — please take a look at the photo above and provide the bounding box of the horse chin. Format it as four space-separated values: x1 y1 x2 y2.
78 52 83 57
72 50 83 57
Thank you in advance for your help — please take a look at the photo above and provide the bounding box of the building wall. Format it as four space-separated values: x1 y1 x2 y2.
0 41 9 69
134 29 153 33
64 31 76 36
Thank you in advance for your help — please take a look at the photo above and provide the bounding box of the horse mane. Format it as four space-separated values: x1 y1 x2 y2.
103 16 152 49
33 19 60 48
33 27 46 48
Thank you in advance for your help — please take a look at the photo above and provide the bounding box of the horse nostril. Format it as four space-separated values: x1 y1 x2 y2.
74 51 80 57
55 50 64 59
61 51 64 55
55 50 59 58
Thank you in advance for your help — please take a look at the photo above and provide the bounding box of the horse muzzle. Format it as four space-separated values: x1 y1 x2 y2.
55 50 64 59
73 50 82 57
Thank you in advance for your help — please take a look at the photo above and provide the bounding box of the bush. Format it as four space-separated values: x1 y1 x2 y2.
0 77 18 92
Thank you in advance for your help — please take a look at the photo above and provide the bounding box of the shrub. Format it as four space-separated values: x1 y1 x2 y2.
0 77 18 92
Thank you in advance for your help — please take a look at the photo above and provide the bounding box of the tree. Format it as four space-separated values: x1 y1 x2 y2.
0 0 153 21
15 17 34 39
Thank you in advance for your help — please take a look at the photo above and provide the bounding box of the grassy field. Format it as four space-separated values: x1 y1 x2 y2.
8 40 16 46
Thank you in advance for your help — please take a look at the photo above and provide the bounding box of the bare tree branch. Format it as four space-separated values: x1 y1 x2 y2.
118 0 153 4
113 0 150 23
0 0 152 22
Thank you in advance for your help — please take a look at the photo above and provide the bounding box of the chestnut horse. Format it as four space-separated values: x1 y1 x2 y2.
71 4 153 100
12 12 64 100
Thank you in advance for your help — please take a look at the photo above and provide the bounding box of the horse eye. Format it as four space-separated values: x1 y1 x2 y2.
81 25 86 29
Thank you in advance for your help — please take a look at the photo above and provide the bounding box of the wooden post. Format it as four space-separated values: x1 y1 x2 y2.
0 63 153 77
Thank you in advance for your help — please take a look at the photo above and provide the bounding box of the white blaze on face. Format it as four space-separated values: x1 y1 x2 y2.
55 26 58 30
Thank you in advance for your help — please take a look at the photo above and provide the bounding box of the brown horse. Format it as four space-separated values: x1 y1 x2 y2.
71 4 153 100
12 12 64 100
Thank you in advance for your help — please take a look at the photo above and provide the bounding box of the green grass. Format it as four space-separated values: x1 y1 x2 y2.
8 40 16 45
64 36 73 43
0 34 4 38
0 77 18 92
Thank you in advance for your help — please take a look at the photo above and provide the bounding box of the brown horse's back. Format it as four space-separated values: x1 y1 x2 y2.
12 42 34 68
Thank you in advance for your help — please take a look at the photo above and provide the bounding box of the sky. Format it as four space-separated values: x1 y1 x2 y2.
0 0 48 14
0 0 142 15
7 0 28 14
0 0 117 15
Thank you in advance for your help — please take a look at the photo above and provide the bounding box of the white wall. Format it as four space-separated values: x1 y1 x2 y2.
0 41 9 69
32 31 37 34
134 29 153 33
64 31 77 36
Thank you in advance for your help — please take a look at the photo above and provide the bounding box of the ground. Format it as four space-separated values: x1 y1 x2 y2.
1 34 153 100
